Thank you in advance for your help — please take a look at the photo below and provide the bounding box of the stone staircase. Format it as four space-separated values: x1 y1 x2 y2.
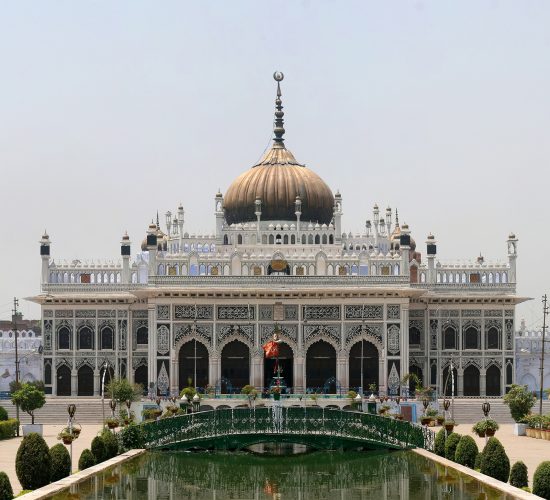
0 398 107 424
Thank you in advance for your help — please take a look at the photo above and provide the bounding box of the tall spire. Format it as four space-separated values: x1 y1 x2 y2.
156 211 160 230
273 71 285 145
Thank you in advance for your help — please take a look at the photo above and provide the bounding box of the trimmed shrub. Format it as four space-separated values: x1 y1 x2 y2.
15 432 52 490
0 419 19 440
533 461 550 499
91 436 106 463
503 384 535 422
49 443 71 482
444 432 461 461
434 428 447 457
0 472 13 500
101 430 119 459
474 452 483 470
78 449 96 471
480 437 510 483
0 407 8 421
454 435 478 468
509 461 528 489
119 422 144 451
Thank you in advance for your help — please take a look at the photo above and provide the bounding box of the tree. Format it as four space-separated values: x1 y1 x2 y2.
503 384 535 422
15 433 52 490
533 461 550 499
444 432 461 461
480 437 510 483
78 449 96 471
49 443 71 482
434 428 447 457
509 461 528 489
0 472 13 500
0 407 8 421
105 378 142 405
11 383 46 425
101 430 119 459
91 436 106 463
454 435 478 468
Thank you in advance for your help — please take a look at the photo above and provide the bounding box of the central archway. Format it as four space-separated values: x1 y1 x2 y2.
348 340 379 393
306 341 336 392
77 365 94 396
179 340 209 391
263 342 293 391
463 365 480 396
56 365 71 396
221 340 250 393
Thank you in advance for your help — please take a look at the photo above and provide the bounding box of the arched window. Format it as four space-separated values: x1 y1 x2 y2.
314 235 320 244
487 327 500 349
322 234 327 244
58 327 71 350
262 234 267 244
409 327 421 346
443 326 456 350
237 234 243 244
329 235 334 244
101 327 114 350
291 235 296 244
464 326 479 349
269 234 274 244
78 327 93 350
137 326 148 346
283 235 289 244
223 235 228 245
44 363 52 385
308 234 313 244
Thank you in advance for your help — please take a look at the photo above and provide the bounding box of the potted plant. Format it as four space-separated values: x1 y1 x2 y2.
472 420 486 438
347 390 357 401
57 429 75 445
11 382 46 436
105 417 119 429
503 384 535 436
393 413 404 421
444 419 456 432
271 386 281 401
71 423 82 437
420 415 432 426
378 404 390 415
436 415 445 426
368 383 377 401
242 385 258 406
484 419 499 437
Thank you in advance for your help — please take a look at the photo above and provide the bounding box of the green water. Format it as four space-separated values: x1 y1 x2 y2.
52 449 515 499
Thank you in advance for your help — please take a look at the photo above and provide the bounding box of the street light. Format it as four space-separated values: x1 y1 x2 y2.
67 404 76 473
192 393 201 412
354 393 362 412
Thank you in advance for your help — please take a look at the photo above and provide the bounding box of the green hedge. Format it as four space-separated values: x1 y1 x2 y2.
119 423 144 451
444 432 461 461
0 471 13 500
91 436 106 463
454 435 478 468
0 419 19 440
0 407 8 421
101 430 119 460
480 437 510 483
49 443 71 482
509 461 528 489
434 428 447 457
78 449 96 471
15 433 52 490
533 461 550 499
474 452 483 470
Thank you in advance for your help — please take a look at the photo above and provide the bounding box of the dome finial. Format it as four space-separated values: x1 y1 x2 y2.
273 71 285 145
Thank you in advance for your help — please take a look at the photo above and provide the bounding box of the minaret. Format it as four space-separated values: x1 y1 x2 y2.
146 222 158 276
426 233 437 284
121 232 131 284
294 196 301 242
177 204 185 252
507 232 518 282
399 223 411 277
373 204 380 248
40 231 51 287
273 71 285 147
255 197 262 244
334 191 343 242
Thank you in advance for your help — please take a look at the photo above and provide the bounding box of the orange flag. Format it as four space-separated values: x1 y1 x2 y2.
262 340 279 359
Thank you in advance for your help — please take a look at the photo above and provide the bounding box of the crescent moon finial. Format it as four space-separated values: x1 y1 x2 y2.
273 71 284 82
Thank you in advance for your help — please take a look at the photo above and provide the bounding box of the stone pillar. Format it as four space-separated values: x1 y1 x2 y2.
148 304 157 395
209 355 219 389
337 353 348 392
93 368 100 396
480 368 486 396
170 354 179 396
379 354 387 395
400 306 410 394
294 355 305 393
251 351 263 389
457 368 464 397
71 368 77 396
52 360 57 396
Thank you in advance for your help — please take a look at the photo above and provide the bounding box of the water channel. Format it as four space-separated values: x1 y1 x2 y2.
50 448 515 499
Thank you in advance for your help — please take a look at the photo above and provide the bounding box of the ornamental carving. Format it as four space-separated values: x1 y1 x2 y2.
284 305 298 321
98 310 116 318
505 310 514 317
173 323 213 347
118 310 128 318
217 324 254 345
485 358 503 369
76 310 96 318
118 320 127 350
484 310 503 317
217 306 255 320
304 305 340 321
55 357 72 369
76 319 95 331
409 310 424 318
344 324 382 350
303 325 340 346
387 363 400 393
157 325 170 355
344 305 382 320
259 305 273 321
174 305 213 320
157 305 170 320
462 310 482 317
387 324 400 355
462 320 481 332
132 357 147 369
260 324 298 345
55 310 73 318
157 362 169 394
430 320 438 350
44 320 52 350
505 319 514 350
43 310 53 318
133 310 148 319
75 357 94 369
387 305 400 320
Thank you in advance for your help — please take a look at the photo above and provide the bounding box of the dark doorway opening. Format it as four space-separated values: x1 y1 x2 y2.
221 340 250 392
179 340 209 391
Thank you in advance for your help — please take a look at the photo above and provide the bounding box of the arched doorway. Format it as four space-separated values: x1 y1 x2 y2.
56 365 71 396
77 365 94 396
486 365 501 396
348 340 379 393
179 340 209 391
134 365 148 395
442 366 458 396
263 342 293 391
306 341 336 392
221 340 250 393
463 365 480 396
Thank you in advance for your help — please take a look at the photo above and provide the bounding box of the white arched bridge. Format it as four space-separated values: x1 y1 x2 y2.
137 407 435 451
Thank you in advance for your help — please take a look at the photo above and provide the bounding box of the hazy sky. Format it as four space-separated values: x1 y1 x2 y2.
0 1 548 327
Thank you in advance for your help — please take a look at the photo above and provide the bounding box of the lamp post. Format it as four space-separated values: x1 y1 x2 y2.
67 404 76 473
539 294 548 415
192 393 201 412
354 393 362 412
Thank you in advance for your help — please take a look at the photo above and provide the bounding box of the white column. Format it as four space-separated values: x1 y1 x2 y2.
400 305 410 392
148 304 157 395
71 368 77 396
294 355 305 393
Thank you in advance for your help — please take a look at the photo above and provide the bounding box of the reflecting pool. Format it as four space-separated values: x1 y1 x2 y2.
51 449 516 499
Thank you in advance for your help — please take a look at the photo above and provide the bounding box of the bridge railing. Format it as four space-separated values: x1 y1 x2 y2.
139 407 434 451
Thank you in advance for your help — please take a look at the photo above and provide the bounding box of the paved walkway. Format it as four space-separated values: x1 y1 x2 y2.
0 424 102 495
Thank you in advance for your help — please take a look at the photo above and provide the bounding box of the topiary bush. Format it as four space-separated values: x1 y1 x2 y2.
119 422 144 451
49 443 71 482
444 432 461 461
78 449 96 471
503 384 535 422
15 432 52 490
0 471 13 500
480 437 510 483
0 407 8 421
454 435 478 468
0 419 19 440
509 461 528 489
533 461 550 499
101 430 119 459
434 428 447 457
91 436 106 463
474 452 483 470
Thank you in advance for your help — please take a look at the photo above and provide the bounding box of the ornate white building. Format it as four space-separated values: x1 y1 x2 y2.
30 73 524 398
515 320 550 394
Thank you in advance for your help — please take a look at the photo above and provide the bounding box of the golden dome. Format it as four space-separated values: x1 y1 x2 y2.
223 143 334 225
223 72 334 225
